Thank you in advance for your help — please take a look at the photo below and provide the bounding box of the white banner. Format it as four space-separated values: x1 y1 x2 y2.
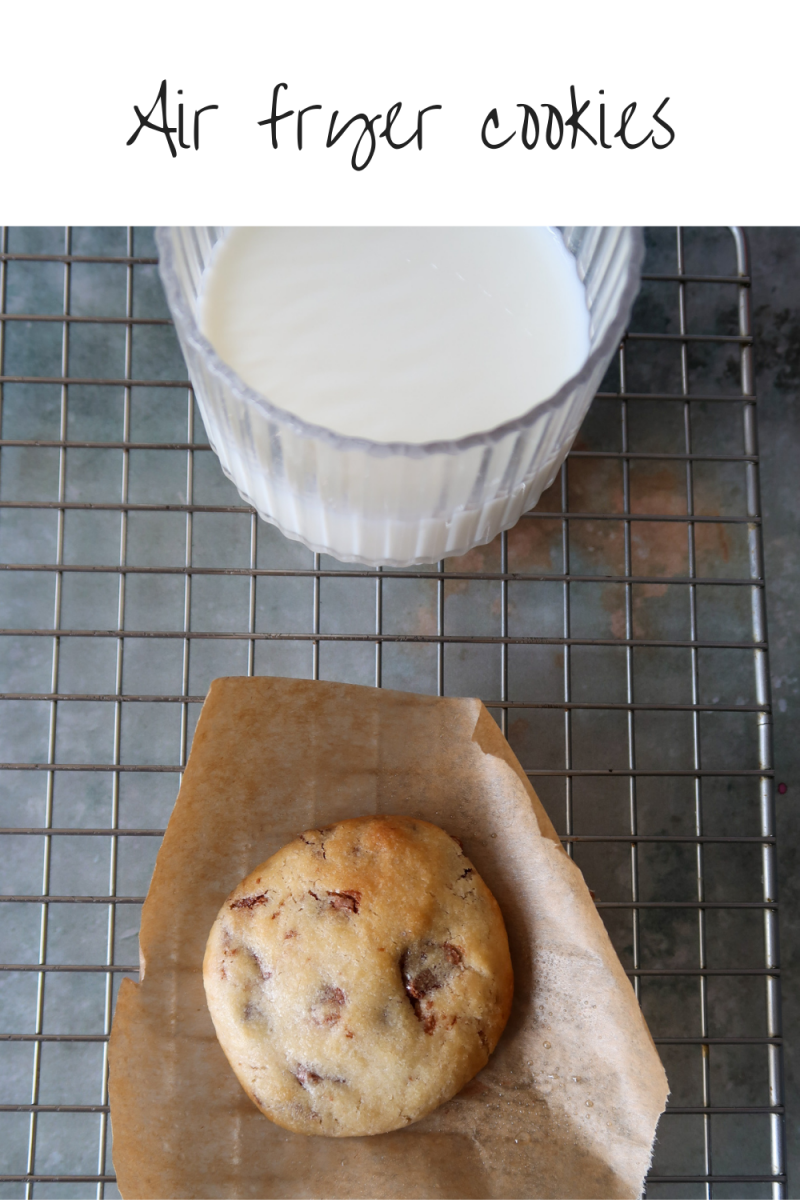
0 0 794 223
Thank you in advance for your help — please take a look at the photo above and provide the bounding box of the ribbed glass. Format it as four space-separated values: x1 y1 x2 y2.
156 227 643 566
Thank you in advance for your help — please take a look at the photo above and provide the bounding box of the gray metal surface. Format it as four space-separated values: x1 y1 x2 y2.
0 227 784 1199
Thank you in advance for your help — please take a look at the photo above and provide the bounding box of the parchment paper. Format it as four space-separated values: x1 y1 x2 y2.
109 677 668 1199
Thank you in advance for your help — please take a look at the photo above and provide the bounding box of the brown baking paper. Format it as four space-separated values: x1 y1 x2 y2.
109 677 668 1199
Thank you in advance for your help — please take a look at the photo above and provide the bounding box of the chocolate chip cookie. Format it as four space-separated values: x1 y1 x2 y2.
203 814 513 1136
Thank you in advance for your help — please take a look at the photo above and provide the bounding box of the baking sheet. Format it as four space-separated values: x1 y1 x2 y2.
109 677 668 1198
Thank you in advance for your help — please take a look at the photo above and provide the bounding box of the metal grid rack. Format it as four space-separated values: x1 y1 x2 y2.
0 227 783 1199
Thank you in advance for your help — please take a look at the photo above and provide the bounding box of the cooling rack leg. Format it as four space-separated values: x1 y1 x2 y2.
732 227 785 1200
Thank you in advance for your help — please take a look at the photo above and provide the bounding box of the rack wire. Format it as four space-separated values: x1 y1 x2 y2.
0 227 784 1199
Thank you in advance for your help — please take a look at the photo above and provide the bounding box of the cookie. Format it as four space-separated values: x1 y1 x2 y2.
203 814 513 1137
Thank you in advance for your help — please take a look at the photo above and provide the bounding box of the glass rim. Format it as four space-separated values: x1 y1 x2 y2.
156 226 645 460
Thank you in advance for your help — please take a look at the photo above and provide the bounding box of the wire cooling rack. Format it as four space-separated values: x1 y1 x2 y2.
0 227 784 1200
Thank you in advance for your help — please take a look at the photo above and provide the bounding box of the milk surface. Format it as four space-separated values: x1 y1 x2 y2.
199 227 590 444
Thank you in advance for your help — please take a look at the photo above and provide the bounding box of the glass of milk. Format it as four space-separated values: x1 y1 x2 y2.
157 227 643 566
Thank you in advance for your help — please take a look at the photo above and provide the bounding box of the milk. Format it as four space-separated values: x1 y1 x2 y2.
199 227 590 444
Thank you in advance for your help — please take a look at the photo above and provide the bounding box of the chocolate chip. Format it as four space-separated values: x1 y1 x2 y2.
295 1065 322 1087
295 1064 346 1088
400 951 438 1022
327 890 361 914
311 984 346 1026
407 967 439 1000
400 941 465 1027
229 891 270 911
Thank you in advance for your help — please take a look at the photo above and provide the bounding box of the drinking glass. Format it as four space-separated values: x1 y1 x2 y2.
157 227 643 566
